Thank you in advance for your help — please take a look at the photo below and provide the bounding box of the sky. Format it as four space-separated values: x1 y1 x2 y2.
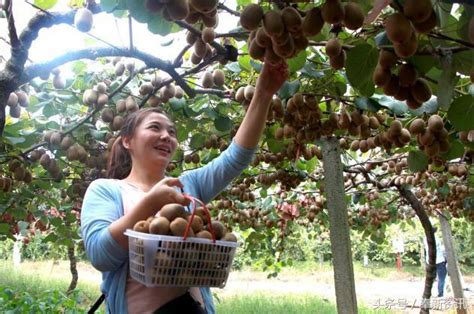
0 0 239 68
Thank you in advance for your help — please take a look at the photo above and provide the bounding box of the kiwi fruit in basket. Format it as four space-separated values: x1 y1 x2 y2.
159 203 188 221
149 216 171 235
133 220 150 233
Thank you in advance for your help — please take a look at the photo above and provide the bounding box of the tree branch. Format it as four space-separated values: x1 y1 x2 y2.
429 32 474 49
218 3 240 16
4 0 20 49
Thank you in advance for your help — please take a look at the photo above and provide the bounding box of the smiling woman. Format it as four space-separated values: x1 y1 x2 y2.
80 59 288 314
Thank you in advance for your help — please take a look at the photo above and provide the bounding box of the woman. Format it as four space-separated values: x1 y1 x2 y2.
81 60 288 314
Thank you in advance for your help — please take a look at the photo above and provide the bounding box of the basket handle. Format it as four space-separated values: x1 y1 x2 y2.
182 194 217 243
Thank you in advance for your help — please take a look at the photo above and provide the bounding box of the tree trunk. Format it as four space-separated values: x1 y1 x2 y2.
397 185 436 314
321 137 358 314
66 240 78 294
438 213 468 314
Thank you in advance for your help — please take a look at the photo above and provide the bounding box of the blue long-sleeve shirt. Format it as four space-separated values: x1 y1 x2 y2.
81 140 256 313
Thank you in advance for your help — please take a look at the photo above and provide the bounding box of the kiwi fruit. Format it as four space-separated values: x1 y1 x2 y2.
294 35 309 51
273 36 295 59
160 203 187 221
145 0 164 14
385 13 413 44
265 46 283 65
342 2 364 30
201 71 214 88
321 0 345 24
96 94 109 109
302 7 324 37
325 38 342 58
201 27 215 44
427 114 443 133
211 69 225 87
16 91 28 107
114 62 125 76
400 128 412 144
208 221 226 240
194 38 207 58
403 0 432 23
170 217 188 237
83 89 98 106
383 75 400 96
167 0 189 21
378 50 398 69
235 86 245 103
60 136 74 150
194 207 208 221
202 12 218 28
263 10 284 37
394 32 418 58
372 66 391 87
350 140 360 151
196 230 213 240
394 86 410 101
406 95 422 110
112 116 124 131
133 220 150 233
139 83 154 96
50 132 62 145
411 78 431 103
240 4 264 31
412 10 437 33
187 215 204 233
255 27 272 48
149 217 170 235
281 6 302 33
125 96 138 112
390 120 403 134
249 39 271 60
409 118 425 135
222 232 237 242
116 99 126 113
425 141 440 157
189 0 217 13
329 49 346 70
74 8 93 33
9 105 21 118
244 85 255 101
398 64 417 87
53 75 65 89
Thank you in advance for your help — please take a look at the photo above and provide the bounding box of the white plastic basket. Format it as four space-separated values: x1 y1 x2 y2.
125 229 239 288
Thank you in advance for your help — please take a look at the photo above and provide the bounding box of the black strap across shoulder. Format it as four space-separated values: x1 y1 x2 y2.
88 293 105 314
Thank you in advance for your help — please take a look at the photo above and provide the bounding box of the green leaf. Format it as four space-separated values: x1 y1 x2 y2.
376 96 408 115
452 51 474 76
250 59 262 72
34 0 58 9
447 95 474 131
354 97 382 112
238 55 251 72
437 57 458 110
278 80 300 99
127 0 150 23
0 223 9 234
408 150 429 172
214 116 233 132
408 55 438 75
225 62 241 73
440 140 464 161
189 134 205 149
99 0 118 12
346 44 378 96
148 17 173 36
288 50 307 73
266 138 285 153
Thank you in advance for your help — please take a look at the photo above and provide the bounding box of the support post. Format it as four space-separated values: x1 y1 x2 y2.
321 137 358 314
438 213 468 314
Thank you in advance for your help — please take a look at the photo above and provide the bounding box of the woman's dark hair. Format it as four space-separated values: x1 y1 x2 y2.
107 107 173 179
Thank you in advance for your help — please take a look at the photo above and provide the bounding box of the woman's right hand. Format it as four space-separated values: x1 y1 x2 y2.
144 178 190 216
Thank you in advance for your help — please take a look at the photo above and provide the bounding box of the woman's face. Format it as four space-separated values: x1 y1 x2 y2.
123 112 178 168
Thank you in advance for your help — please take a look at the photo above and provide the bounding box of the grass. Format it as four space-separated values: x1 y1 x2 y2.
0 259 396 313
215 293 392 314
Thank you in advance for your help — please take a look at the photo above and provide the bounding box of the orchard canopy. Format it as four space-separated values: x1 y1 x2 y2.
0 0 473 264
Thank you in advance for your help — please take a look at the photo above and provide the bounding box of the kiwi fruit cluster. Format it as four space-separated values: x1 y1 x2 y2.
7 159 32 185
373 50 432 109
241 1 364 67
74 8 94 33
145 0 218 25
133 203 237 242
0 176 13 192
82 83 109 111
409 114 450 159
384 0 437 58
200 69 225 88
6 90 29 119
